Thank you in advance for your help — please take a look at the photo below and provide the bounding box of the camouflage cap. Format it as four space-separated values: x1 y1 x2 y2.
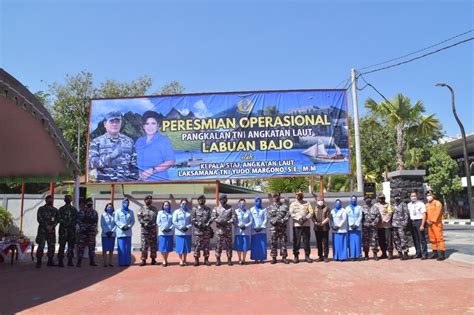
105 111 122 121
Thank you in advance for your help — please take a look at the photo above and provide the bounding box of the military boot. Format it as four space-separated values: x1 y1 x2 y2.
58 258 64 268
305 255 313 263
388 251 394 260
401 252 409 260
380 251 388 259
194 258 200 266
76 258 82 267
227 257 233 266
323 256 329 263
437 251 446 261
271 257 277 264
398 251 403 260
216 257 221 266
428 251 439 259
151 258 157 265
47 257 56 267
204 257 211 266
294 255 299 264
139 260 146 266
364 251 369 260
67 258 74 266
35 258 42 268
283 258 290 264
374 252 379 261
89 258 98 266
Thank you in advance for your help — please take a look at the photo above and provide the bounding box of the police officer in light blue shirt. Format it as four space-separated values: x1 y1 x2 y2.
234 198 252 265
172 198 193 266
157 201 174 267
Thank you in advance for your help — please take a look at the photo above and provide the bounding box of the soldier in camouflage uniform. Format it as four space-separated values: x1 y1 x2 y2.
138 195 158 266
35 195 59 268
267 193 290 264
76 198 99 267
391 193 410 260
362 195 381 260
89 111 137 182
192 195 213 266
211 194 236 266
57 194 78 267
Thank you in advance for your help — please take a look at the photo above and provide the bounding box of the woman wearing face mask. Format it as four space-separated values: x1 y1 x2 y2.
101 203 116 267
345 195 363 261
114 198 135 267
234 198 252 265
330 199 348 261
250 197 267 264
173 198 192 266
135 111 176 181
157 201 174 267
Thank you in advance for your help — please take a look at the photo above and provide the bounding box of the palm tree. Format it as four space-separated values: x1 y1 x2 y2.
365 93 440 170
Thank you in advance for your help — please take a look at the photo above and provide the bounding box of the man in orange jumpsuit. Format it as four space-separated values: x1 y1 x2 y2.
425 190 446 261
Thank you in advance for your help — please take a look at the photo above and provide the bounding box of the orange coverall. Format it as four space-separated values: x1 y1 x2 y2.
426 199 445 251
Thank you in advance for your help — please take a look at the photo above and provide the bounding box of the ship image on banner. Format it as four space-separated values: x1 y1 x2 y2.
302 142 348 164
86 89 351 183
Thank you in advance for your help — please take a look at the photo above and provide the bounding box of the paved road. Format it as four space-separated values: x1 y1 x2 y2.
443 224 474 264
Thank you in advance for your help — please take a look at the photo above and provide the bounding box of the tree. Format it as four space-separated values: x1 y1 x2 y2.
45 71 181 173
365 93 441 170
160 81 185 95
265 177 308 193
424 145 462 214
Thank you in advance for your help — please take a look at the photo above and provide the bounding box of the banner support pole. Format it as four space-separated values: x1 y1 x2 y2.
19 177 25 234
111 184 115 204
49 182 54 198
319 176 324 199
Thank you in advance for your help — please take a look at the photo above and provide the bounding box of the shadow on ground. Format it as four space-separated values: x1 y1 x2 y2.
0 254 136 315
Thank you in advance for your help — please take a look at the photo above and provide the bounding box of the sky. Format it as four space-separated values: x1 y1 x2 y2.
1 0 473 137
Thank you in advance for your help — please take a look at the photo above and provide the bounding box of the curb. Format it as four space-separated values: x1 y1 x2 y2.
443 220 472 225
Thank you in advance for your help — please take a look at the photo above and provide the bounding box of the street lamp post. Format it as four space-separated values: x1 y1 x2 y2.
436 83 473 220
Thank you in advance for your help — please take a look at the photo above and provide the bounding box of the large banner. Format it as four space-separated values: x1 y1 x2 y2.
86 89 350 183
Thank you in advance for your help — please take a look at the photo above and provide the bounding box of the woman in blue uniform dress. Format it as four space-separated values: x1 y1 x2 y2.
250 196 267 263
114 199 135 266
100 202 116 267
172 198 192 266
157 201 174 267
234 198 252 265
330 199 348 261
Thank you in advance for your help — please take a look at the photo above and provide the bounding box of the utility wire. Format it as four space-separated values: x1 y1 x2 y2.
358 74 391 103
358 29 473 71
358 37 474 76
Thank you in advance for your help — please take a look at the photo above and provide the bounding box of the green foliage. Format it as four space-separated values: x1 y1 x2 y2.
365 93 442 170
160 81 185 95
0 207 13 236
424 145 462 199
265 177 308 193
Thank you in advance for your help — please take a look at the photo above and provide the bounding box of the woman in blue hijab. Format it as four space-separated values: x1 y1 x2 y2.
250 196 267 263
346 195 363 260
114 199 135 266
172 198 192 266
100 202 116 267
157 200 174 267
330 199 348 261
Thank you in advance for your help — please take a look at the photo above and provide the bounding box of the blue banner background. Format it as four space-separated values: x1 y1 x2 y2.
87 90 350 183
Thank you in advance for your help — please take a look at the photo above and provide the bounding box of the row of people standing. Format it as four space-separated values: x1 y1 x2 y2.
329 190 446 261
34 189 445 268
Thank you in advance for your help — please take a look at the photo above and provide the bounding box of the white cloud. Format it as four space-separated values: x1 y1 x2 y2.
193 99 212 118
